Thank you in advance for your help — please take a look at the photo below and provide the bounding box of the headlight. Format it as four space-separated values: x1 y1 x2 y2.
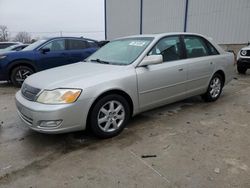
36 89 82 104
0 55 7 59
240 50 247 56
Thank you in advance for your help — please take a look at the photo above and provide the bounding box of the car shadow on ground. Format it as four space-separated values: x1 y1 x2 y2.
0 81 13 87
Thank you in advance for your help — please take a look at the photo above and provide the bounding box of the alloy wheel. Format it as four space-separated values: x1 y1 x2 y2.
97 100 125 133
15 68 32 83
209 77 222 98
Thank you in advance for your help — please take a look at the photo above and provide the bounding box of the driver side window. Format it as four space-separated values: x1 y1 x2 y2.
149 36 182 62
42 39 65 51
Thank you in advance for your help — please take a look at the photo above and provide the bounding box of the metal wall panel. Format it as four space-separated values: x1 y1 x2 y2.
187 0 250 44
142 0 186 34
106 0 141 40
106 0 250 44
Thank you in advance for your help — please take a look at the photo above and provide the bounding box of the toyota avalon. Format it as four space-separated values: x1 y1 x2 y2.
15 33 234 138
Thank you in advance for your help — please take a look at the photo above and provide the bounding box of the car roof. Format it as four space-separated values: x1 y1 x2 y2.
241 45 250 50
0 42 21 44
118 32 208 40
46 37 98 42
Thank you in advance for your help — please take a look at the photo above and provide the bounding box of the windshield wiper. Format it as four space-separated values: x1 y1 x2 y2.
90 58 110 64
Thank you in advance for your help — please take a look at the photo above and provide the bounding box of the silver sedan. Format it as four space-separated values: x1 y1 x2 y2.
15 33 235 138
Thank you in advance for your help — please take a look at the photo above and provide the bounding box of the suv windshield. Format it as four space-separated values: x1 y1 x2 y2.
87 37 153 65
22 40 46 51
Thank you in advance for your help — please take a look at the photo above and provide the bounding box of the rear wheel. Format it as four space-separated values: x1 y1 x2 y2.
90 94 130 138
237 65 247 74
10 66 34 87
202 73 223 102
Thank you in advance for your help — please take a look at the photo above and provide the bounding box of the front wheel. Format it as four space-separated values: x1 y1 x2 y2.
90 94 130 138
202 74 223 102
10 66 34 87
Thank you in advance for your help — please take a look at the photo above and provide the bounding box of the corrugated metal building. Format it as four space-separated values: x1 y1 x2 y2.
105 0 250 45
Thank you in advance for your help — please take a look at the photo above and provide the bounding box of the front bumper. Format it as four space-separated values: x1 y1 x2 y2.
15 90 90 134
237 58 250 68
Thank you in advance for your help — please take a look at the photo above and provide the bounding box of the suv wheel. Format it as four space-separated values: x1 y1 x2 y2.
237 65 247 74
90 94 130 138
202 73 223 102
11 66 34 87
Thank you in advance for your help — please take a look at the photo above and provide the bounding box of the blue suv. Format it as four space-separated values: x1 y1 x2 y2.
0 37 99 86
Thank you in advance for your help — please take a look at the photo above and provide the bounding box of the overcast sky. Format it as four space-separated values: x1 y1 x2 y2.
0 0 105 40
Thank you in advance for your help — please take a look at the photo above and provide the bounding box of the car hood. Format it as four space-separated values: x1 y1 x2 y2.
241 45 250 50
25 62 132 89
1 50 34 58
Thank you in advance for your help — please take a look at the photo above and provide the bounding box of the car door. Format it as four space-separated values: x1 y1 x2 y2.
37 39 69 70
66 39 97 63
136 36 188 111
183 35 216 96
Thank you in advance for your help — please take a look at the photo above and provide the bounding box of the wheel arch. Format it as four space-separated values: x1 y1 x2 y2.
8 59 37 79
214 70 225 86
86 89 134 129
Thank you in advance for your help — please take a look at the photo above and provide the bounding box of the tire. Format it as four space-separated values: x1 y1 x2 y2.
10 65 34 87
237 65 247 74
202 73 223 102
90 94 130 138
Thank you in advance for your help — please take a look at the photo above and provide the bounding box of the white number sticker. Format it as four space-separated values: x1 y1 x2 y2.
129 41 146 47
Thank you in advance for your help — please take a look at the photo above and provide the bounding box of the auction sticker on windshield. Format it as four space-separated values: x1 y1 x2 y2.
129 41 147 47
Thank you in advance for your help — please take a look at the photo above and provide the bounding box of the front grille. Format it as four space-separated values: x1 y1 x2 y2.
242 50 250 56
21 83 41 101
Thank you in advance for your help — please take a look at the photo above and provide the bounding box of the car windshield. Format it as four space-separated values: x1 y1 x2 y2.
22 40 46 51
86 37 153 65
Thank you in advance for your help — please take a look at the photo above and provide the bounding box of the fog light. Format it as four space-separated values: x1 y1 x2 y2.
39 120 62 128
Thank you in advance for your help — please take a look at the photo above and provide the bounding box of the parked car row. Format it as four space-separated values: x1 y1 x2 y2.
15 32 235 138
0 44 29 53
0 37 100 86
0 42 22 49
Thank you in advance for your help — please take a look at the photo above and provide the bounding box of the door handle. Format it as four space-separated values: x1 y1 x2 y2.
210 62 213 65
178 68 184 71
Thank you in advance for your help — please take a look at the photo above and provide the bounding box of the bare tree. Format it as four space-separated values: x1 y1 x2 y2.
14 31 31 43
0 25 9 42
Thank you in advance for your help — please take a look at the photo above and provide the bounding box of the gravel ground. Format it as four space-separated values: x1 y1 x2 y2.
0 72 249 188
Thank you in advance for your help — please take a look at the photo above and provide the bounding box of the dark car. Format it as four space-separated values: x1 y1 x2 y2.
0 44 29 53
0 42 21 49
0 37 99 86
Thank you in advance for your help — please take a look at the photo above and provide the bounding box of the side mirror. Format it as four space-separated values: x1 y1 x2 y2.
40 48 50 54
139 55 163 67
